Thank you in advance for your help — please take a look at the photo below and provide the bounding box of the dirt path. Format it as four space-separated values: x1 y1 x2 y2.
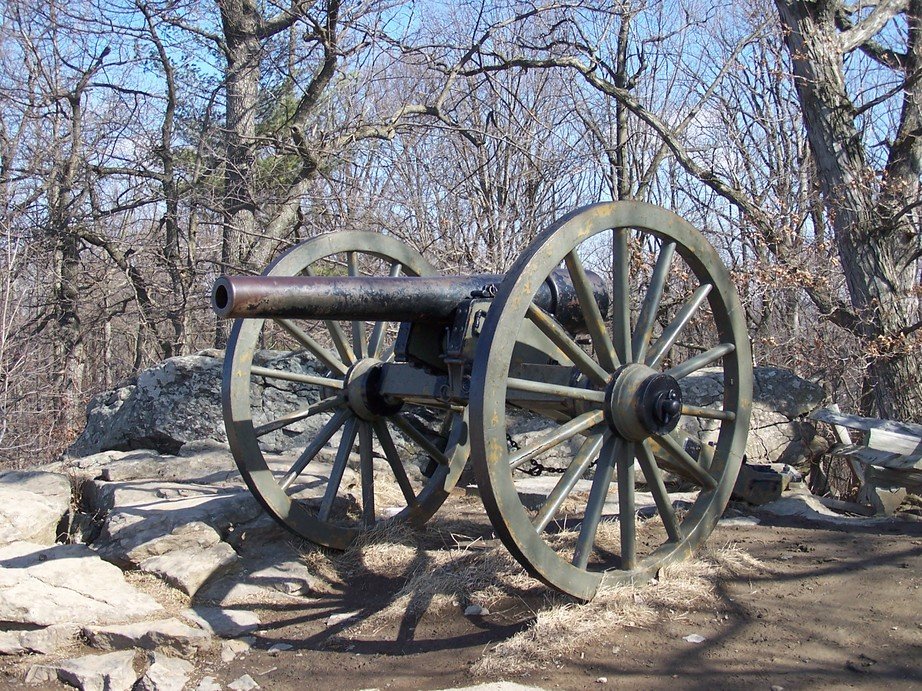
5 498 921 690
203 501 922 691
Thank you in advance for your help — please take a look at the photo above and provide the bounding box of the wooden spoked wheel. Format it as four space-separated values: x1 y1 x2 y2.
223 232 469 549
469 202 752 600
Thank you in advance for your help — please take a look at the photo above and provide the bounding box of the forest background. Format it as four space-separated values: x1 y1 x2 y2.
1 0 920 467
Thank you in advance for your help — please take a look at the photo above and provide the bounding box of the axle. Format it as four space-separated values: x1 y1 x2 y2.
212 269 610 332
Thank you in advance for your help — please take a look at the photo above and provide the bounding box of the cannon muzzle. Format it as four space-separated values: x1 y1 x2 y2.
212 269 609 332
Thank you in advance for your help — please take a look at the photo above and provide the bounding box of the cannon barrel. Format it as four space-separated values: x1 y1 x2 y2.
212 269 610 331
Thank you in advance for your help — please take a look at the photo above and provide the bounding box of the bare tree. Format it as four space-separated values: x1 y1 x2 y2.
451 0 922 419
775 0 922 419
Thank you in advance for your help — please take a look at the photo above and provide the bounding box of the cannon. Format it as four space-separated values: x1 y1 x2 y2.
214 201 752 600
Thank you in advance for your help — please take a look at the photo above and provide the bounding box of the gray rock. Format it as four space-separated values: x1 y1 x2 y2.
0 623 79 655
228 674 259 691
27 650 137 691
68 351 324 457
0 542 161 627
220 639 252 662
193 538 319 606
267 642 292 655
135 653 194 691
0 471 72 545
83 618 211 657
87 477 269 595
56 447 240 487
194 676 222 691
181 608 260 638
68 354 226 456
141 538 240 596
680 366 826 466
759 490 894 527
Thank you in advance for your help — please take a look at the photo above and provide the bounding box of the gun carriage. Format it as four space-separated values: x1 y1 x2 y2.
213 201 752 600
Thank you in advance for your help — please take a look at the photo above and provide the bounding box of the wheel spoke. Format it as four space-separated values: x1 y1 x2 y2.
652 432 718 490
632 241 676 363
279 409 349 491
358 421 375 526
611 228 632 364
327 320 356 364
372 420 418 508
664 343 735 380
533 434 604 533
368 262 402 358
347 252 366 359
392 413 451 467
573 435 619 570
250 366 344 389
275 318 348 376
565 251 618 372
681 405 736 422
645 284 713 369
527 304 609 387
319 417 359 521
636 440 682 543
617 441 636 570
305 266 356 364
509 410 605 470
254 394 346 437
506 378 606 405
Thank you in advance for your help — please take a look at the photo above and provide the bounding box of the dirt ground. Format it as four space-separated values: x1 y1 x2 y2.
5 495 922 690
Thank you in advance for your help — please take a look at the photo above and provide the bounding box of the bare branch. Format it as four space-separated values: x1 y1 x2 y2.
839 0 907 53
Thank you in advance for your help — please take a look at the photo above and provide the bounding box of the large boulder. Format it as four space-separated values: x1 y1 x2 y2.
67 350 326 457
680 365 827 466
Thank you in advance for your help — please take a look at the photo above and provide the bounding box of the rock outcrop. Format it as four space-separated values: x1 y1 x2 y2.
68 350 325 457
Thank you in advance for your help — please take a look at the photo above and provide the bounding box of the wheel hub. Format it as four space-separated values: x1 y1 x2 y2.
344 359 402 420
604 364 683 441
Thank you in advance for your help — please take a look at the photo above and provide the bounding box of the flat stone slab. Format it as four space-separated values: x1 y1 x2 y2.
138 525 240 596
0 471 71 545
91 484 258 574
53 447 241 486
84 618 211 657
759 491 896 527
181 607 260 638
26 650 138 691
0 623 80 655
0 542 161 627
194 542 319 606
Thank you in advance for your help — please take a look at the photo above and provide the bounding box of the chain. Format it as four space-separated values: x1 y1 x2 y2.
507 433 596 477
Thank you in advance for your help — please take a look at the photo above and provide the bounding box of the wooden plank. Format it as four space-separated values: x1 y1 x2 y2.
835 446 922 470
867 427 922 456
865 466 922 494
809 408 922 439
825 404 864 483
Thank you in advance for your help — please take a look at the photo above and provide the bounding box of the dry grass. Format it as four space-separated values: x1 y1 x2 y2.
291 506 762 674
472 544 762 677
338 519 421 577
381 543 536 620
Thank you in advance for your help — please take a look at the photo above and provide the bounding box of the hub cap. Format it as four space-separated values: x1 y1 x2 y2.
605 364 683 441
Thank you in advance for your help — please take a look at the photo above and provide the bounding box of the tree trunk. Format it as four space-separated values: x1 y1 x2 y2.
217 0 261 346
776 0 922 420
